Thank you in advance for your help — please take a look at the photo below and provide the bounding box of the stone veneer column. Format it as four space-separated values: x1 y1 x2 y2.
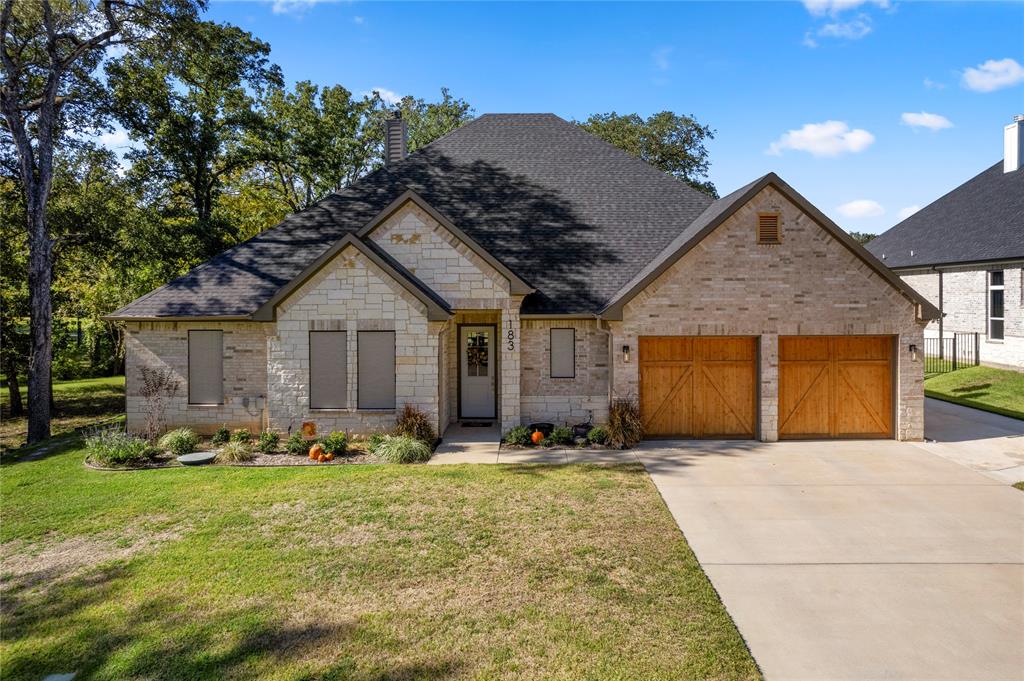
759 333 779 442
500 300 523 432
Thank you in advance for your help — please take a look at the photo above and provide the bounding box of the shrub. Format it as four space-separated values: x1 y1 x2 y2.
550 426 573 445
539 437 553 448
257 431 280 454
215 440 254 463
374 435 432 464
212 426 230 445
230 428 252 444
158 428 200 457
587 425 609 446
395 404 436 444
503 425 532 446
367 432 386 453
86 429 155 467
319 431 347 456
285 433 307 455
607 398 643 449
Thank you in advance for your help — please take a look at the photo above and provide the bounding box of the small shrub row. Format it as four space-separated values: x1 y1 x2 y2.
500 400 642 449
86 429 156 467
158 428 200 457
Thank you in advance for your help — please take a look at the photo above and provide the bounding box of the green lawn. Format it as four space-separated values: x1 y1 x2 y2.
924 366 1024 420
1014 482 1024 493
0 444 759 680
1 376 125 451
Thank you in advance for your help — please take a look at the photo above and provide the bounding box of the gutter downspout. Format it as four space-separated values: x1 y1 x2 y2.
594 315 614 410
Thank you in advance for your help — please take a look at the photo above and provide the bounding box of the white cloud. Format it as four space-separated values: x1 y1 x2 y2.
98 128 130 148
900 111 953 131
767 120 875 157
802 32 819 48
803 0 888 17
818 15 872 40
363 87 402 106
961 58 1024 93
897 205 921 220
652 46 673 72
271 0 335 16
923 78 945 90
837 199 885 219
353 15 364 24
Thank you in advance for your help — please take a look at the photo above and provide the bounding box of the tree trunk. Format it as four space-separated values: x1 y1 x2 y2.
26 206 54 442
4 360 23 417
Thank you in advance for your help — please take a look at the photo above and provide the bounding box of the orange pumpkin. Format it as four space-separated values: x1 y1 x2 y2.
325 452 335 461
309 443 324 460
317 453 327 463
531 430 544 445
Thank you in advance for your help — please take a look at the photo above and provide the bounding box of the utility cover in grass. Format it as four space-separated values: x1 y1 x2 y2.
177 452 216 466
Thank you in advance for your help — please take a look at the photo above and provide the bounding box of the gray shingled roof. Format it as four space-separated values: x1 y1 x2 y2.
110 113 714 318
866 162 1024 269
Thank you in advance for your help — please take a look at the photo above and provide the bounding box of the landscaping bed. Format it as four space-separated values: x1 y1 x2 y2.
1 440 760 680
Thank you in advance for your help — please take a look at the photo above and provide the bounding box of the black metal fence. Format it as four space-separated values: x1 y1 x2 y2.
924 333 980 375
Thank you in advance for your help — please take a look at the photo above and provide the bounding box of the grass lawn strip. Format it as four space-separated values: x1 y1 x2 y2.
1 443 760 680
1 376 125 451
924 366 1024 421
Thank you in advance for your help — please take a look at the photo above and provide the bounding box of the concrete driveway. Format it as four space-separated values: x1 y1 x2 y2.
919 397 1024 483
637 439 1024 681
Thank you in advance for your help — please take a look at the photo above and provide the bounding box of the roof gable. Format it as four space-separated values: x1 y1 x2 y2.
600 173 941 321
252 234 451 322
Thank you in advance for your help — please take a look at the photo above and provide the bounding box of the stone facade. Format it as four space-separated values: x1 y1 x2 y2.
519 319 609 426
266 243 440 436
610 185 927 441
125 321 272 434
124 190 928 442
900 265 1023 369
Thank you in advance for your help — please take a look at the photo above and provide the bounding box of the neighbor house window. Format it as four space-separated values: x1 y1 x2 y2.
757 213 781 244
550 328 575 378
310 331 347 409
988 271 1004 340
188 330 223 405
358 331 396 409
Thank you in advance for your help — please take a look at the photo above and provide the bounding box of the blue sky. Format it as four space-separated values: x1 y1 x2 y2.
193 1 1024 234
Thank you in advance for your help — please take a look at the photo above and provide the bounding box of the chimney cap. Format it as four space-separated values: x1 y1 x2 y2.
389 108 403 120
1014 114 1024 123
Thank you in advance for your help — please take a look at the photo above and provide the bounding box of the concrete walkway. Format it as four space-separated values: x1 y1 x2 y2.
917 397 1024 483
637 439 1024 681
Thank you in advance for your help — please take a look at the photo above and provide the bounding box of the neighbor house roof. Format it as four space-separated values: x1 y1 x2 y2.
601 173 941 320
865 162 1024 269
108 113 715 319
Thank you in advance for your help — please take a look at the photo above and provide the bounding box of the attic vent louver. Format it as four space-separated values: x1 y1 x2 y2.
757 213 781 244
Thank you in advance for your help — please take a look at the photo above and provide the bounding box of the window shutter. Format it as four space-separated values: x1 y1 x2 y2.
188 330 223 405
757 213 781 244
550 328 576 378
310 331 347 409
358 331 396 409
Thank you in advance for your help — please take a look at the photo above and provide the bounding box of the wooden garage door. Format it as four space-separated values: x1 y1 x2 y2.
778 336 893 439
639 336 757 439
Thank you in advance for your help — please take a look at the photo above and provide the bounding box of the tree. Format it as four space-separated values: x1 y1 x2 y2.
107 19 282 260
577 111 717 197
391 87 474 153
847 231 877 245
0 0 201 443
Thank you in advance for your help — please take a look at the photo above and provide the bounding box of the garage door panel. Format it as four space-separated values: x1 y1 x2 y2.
779 336 893 439
640 364 695 437
778 362 831 438
836 363 892 437
640 336 756 439
700 363 756 438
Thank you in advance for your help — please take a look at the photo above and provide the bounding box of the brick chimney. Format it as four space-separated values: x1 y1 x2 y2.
385 111 407 166
1004 114 1024 173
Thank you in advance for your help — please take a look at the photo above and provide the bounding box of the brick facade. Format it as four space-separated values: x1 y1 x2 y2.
125 192 928 442
900 265 1024 369
610 186 927 441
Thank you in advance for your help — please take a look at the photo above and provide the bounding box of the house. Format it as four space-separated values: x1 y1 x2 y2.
109 113 938 442
866 116 1024 369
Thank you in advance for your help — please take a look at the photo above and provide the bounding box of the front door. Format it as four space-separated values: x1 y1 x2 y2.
460 326 496 419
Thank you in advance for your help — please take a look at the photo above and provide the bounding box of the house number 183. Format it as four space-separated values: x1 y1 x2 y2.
506 326 515 351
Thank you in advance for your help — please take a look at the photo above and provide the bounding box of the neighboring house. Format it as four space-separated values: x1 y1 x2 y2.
867 116 1024 370
109 114 938 442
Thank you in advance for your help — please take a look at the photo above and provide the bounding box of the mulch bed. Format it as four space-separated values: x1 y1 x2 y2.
85 448 378 471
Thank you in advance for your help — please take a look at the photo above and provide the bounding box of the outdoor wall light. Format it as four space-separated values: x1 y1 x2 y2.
622 344 631 363
909 344 918 362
